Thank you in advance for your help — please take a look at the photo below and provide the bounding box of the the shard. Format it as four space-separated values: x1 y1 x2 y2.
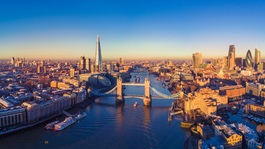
95 35 103 72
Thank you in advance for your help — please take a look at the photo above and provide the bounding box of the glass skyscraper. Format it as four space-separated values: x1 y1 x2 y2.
245 50 253 68
95 35 103 72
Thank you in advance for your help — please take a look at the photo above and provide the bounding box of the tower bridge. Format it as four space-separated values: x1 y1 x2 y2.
91 77 184 106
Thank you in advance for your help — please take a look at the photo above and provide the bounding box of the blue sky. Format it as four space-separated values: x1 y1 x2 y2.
0 0 265 60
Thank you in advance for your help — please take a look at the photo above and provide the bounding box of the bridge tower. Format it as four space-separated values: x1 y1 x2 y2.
116 77 124 104
143 77 151 106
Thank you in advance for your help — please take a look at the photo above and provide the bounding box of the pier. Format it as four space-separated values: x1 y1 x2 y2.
62 110 72 117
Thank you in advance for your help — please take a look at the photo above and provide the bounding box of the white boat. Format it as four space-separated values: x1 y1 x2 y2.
54 117 76 131
133 102 138 107
44 120 59 130
74 112 87 121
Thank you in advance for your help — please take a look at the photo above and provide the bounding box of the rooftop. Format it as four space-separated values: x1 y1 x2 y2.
219 85 244 90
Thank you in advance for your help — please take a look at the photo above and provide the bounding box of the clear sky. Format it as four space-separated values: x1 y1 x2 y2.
0 0 265 60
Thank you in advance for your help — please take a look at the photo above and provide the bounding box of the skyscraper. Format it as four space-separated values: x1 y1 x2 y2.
120 58 124 66
245 50 253 68
90 63 95 73
86 58 91 71
40 59 45 67
10 57 15 65
235 57 243 67
95 35 103 72
228 45 235 70
192 52 202 68
255 48 261 64
70 68 75 78
80 56 86 70
254 48 262 71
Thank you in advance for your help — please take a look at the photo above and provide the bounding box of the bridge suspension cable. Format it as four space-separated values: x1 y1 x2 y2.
150 86 181 99
91 84 186 99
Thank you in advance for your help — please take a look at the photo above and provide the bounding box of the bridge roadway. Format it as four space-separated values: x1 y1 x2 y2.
123 95 176 100
121 83 145 86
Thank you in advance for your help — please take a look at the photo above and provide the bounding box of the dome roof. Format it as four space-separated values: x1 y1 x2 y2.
87 74 111 88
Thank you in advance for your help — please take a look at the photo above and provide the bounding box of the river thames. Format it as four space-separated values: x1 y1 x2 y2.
0 73 190 149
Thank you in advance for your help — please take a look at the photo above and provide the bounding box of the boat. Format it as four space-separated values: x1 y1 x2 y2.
170 110 183 116
44 120 59 130
190 125 201 138
256 142 263 149
162 83 166 88
168 115 172 121
54 117 76 131
181 121 193 129
133 102 138 107
74 112 87 121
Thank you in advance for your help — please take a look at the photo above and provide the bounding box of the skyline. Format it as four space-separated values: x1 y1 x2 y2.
1 0 265 60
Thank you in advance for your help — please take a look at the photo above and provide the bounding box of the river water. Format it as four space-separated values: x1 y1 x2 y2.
0 73 190 149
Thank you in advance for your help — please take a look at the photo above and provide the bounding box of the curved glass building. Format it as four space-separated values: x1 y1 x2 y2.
87 74 111 88
245 50 253 68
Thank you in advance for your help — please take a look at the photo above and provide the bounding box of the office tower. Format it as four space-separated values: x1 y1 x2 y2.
95 35 103 72
106 63 113 72
254 48 262 70
243 59 246 67
85 58 89 70
192 52 202 68
43 66 47 73
86 58 91 71
228 52 235 70
235 57 243 67
11 57 15 65
90 63 95 73
245 50 253 68
70 68 75 78
40 60 45 67
255 48 261 64
57 63 61 69
111 62 116 71
217 58 221 65
120 58 124 66
228 45 235 70
80 56 86 70
37 65 41 73
15 58 24 67
37 65 46 73
223 56 228 67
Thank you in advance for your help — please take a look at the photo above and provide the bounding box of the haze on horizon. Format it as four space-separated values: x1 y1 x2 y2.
0 0 265 60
